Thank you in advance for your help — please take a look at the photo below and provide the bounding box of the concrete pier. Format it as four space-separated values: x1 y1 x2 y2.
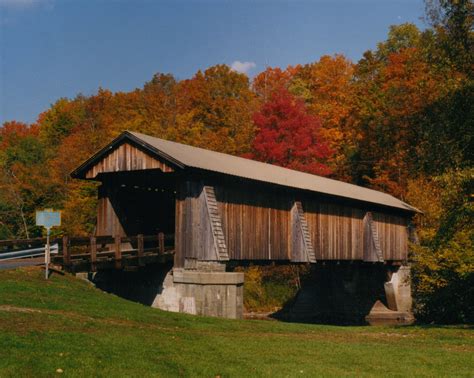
366 265 414 325
281 264 414 325
153 262 244 319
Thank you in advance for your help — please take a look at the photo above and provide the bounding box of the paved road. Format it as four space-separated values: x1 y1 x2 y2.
0 257 44 271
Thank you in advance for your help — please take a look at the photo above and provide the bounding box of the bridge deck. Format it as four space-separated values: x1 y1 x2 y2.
54 247 174 272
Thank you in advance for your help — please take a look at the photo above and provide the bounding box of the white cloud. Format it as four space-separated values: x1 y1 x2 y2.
230 61 257 75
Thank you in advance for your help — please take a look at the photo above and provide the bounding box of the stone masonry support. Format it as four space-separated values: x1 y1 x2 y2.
366 265 414 325
152 262 244 319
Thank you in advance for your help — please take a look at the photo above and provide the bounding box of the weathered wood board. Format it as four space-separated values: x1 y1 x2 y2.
85 142 174 179
174 179 409 266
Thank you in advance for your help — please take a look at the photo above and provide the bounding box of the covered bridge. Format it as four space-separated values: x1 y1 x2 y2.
71 131 417 323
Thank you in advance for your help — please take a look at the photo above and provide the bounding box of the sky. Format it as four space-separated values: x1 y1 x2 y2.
0 0 425 125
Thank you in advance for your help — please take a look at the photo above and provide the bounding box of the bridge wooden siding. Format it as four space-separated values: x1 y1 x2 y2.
174 179 408 267
70 131 417 270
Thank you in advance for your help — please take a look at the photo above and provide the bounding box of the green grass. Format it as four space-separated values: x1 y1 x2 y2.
0 268 472 377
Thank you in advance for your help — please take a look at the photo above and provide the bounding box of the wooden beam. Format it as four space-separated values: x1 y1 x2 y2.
114 235 122 269
363 212 384 262
158 232 165 255
90 236 97 272
203 186 229 261
62 236 70 266
137 234 144 266
291 201 316 263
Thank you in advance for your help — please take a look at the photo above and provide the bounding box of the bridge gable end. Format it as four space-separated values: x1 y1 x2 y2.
71 132 187 180
84 142 176 179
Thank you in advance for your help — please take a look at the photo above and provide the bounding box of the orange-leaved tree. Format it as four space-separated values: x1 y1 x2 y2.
172 64 257 155
295 55 355 180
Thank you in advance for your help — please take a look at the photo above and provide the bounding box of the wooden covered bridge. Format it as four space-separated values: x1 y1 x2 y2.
69 131 417 323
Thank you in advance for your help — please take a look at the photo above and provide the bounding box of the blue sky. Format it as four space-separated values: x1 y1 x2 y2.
0 0 425 124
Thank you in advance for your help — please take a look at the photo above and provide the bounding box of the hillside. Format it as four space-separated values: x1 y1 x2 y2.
0 267 472 377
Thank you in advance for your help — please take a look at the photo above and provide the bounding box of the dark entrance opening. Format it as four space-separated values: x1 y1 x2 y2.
112 185 175 236
101 170 177 238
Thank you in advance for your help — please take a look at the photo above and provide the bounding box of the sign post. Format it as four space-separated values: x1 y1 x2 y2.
36 209 61 279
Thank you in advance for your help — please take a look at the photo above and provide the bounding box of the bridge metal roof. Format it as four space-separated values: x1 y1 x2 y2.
72 131 419 213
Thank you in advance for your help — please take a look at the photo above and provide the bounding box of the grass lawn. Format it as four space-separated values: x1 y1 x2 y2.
0 267 472 377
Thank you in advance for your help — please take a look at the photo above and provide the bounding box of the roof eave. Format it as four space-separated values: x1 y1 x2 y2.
187 167 421 215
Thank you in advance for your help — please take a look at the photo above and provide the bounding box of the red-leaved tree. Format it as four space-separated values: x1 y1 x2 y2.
250 88 332 176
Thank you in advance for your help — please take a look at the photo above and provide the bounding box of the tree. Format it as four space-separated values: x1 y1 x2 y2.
0 122 53 238
413 82 474 174
252 66 300 102
375 23 423 61
141 73 177 134
424 0 474 75
407 168 474 323
172 64 257 155
37 97 87 150
295 55 355 179
250 88 332 176
350 39 461 197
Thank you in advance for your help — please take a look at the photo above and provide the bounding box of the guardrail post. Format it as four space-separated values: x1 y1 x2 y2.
114 235 121 269
90 236 97 272
137 234 144 266
62 236 70 266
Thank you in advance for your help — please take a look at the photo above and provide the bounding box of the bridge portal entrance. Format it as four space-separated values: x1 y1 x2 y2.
96 170 177 242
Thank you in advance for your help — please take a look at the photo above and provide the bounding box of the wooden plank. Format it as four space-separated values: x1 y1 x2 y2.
351 208 363 260
159 232 165 255
114 235 122 269
174 184 184 267
64 247 168 259
96 189 127 241
90 236 97 272
320 203 328 260
137 234 144 266
62 236 70 266
0 237 47 247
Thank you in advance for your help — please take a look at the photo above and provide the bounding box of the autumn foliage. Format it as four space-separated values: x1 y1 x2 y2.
0 1 472 323
251 88 332 176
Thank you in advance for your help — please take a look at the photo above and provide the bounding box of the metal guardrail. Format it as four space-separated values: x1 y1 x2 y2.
0 244 58 262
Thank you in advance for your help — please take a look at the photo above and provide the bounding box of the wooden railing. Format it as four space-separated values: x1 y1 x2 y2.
0 237 57 250
0 233 174 272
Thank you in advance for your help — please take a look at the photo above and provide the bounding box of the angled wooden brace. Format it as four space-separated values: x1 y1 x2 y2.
203 186 229 261
291 201 316 263
363 212 384 262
